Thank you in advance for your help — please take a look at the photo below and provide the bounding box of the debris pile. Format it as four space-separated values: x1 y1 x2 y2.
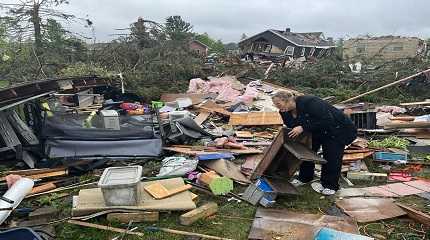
0 73 429 239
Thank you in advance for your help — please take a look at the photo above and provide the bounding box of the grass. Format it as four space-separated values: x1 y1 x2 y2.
18 158 429 240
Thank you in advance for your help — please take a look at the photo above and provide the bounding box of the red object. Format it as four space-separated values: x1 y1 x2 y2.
120 102 143 110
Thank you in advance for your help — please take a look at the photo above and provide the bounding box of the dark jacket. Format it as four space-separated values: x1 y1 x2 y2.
279 95 357 145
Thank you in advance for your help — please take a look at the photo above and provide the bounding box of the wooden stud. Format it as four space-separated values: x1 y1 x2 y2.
180 202 218 226
67 220 144 237
106 211 159 223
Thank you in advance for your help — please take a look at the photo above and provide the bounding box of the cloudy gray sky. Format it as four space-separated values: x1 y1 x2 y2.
4 0 430 43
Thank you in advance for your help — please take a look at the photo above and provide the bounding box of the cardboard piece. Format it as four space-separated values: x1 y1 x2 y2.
72 178 196 216
144 183 192 199
336 198 406 223
202 159 251 183
248 208 359 240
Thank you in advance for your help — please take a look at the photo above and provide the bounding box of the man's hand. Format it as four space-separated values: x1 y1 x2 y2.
288 126 303 138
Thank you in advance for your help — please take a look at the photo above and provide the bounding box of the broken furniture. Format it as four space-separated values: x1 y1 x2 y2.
251 127 326 181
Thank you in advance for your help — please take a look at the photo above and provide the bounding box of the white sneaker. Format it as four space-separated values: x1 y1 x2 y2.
311 182 324 193
311 182 336 195
321 188 336 196
290 179 306 187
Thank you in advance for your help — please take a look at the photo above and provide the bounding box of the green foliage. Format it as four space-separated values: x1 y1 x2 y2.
369 136 410 150
195 32 225 53
268 56 430 104
164 15 193 41
60 62 115 77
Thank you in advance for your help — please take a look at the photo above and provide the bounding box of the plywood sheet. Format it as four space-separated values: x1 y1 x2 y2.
336 198 406 223
248 208 358 240
379 182 425 196
362 186 400 197
403 180 430 192
72 178 196 216
228 112 283 126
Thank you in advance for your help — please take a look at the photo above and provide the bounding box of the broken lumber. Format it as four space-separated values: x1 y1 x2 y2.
228 112 283 126
144 182 192 199
346 172 387 182
340 68 430 104
67 220 144 237
180 202 218 226
194 111 211 126
384 121 430 129
107 211 159 223
396 203 430 227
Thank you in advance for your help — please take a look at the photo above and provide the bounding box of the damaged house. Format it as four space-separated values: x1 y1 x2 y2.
238 28 336 60
343 36 428 62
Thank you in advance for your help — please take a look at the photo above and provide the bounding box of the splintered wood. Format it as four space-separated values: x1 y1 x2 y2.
229 112 283 126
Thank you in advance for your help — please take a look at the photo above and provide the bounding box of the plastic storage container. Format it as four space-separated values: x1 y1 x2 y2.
98 166 142 206
100 110 120 130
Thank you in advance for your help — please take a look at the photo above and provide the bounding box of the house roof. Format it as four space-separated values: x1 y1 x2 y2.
190 39 210 49
239 29 335 48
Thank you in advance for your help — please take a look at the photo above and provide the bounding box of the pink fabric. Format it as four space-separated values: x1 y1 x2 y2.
5 174 22 188
187 77 258 104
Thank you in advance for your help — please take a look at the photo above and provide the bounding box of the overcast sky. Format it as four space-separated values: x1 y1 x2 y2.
4 0 430 43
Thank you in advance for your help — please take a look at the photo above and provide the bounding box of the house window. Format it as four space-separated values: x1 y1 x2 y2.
317 49 325 57
309 47 315 56
356 44 366 53
301 48 306 57
285 46 295 56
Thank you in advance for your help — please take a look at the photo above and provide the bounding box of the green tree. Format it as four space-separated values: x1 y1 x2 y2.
164 15 192 41
0 0 74 55
195 33 225 53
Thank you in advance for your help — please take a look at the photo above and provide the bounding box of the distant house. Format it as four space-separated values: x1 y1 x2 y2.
343 36 427 62
189 40 209 56
238 28 336 59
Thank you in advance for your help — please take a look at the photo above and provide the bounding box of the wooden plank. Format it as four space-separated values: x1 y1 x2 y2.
67 220 144 237
343 151 374 161
144 183 192 199
384 121 430 129
163 147 262 156
7 167 67 176
180 202 218 226
399 101 430 106
235 131 253 138
283 142 325 163
107 211 159 223
228 112 283 126
1 168 68 181
251 128 285 179
196 100 231 116
72 178 196 216
194 111 211 126
396 203 430 227
389 116 415 121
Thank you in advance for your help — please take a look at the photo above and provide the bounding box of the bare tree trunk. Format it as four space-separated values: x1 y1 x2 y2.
32 1 42 55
